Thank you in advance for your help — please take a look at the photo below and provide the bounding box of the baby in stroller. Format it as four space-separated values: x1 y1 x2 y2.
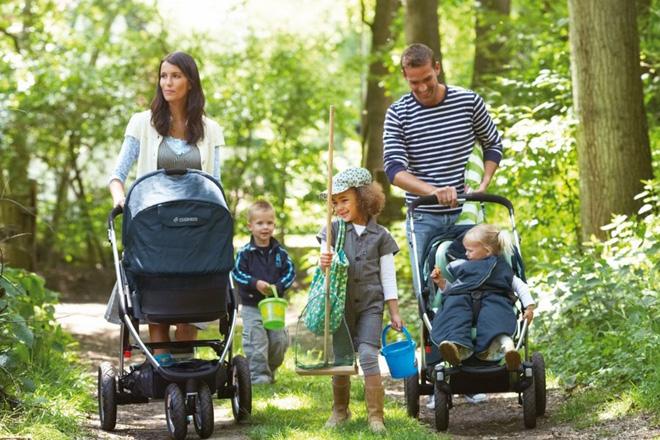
430 223 536 371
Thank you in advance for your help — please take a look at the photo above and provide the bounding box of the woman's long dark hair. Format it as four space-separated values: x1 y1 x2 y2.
150 51 205 145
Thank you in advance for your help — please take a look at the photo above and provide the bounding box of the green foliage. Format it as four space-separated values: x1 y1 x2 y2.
0 267 92 437
1 0 168 267
532 182 659 399
203 31 361 239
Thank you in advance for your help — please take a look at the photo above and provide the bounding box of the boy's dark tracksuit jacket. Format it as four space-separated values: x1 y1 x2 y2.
231 237 295 307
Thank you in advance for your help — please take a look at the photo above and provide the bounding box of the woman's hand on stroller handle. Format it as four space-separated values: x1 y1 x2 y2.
523 304 536 323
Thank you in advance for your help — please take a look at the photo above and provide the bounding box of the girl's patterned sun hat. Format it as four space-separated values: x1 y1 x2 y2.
320 167 372 199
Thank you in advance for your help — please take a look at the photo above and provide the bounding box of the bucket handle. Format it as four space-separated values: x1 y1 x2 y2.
269 284 279 298
381 324 413 349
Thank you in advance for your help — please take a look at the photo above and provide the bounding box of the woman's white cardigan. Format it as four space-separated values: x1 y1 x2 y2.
125 110 225 178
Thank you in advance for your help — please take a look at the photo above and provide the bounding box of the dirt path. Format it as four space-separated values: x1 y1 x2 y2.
55 303 250 440
56 302 659 440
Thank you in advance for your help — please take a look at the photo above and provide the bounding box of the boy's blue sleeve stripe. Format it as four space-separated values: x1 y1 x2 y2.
231 250 252 285
279 250 295 289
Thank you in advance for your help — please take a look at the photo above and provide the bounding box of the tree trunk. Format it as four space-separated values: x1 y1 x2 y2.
362 0 403 225
0 129 37 271
568 0 653 240
40 164 71 267
472 0 511 89
405 0 445 83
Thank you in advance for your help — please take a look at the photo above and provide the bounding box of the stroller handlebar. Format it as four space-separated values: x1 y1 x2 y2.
108 205 123 229
408 192 514 213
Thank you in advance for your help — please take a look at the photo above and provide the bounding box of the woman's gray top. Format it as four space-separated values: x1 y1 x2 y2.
110 135 221 183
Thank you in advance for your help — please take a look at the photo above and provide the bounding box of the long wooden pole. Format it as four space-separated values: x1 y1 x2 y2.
323 106 335 364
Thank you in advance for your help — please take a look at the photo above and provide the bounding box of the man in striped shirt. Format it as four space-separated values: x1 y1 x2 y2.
383 43 504 292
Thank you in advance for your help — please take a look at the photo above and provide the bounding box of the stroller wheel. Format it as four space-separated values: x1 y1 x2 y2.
193 381 214 439
522 377 537 429
98 362 117 431
404 373 420 418
165 383 188 440
532 352 547 416
231 355 252 422
434 387 449 431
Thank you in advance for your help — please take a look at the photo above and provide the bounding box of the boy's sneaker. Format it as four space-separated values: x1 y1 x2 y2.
505 350 521 371
251 375 272 385
439 341 461 367
464 393 487 404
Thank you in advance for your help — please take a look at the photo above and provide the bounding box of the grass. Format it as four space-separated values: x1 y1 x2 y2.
0 346 95 439
199 315 444 439
553 385 660 430
245 358 445 440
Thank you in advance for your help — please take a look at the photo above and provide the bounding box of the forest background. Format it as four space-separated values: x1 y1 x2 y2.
0 0 658 437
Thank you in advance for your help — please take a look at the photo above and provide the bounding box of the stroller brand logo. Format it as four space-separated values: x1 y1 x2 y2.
173 216 199 223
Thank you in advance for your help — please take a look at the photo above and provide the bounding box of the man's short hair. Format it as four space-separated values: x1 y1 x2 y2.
247 200 274 221
401 43 436 71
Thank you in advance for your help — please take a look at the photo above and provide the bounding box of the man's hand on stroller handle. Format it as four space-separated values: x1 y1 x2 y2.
431 186 458 208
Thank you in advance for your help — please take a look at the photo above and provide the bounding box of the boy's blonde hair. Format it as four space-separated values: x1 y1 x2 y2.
464 224 514 257
247 200 275 222
355 182 386 218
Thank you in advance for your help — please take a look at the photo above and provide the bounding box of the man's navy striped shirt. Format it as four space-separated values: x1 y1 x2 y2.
383 86 503 214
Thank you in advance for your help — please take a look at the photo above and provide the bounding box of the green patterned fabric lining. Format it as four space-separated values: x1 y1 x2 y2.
455 146 485 225
303 220 349 336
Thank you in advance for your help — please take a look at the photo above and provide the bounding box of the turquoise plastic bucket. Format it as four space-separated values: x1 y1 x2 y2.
380 325 417 379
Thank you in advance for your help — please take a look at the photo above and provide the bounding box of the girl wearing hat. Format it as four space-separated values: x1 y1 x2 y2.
318 167 403 434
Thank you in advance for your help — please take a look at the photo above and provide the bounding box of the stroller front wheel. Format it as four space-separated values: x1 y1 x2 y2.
193 381 214 438
165 383 188 440
434 387 449 431
404 372 420 418
98 362 117 431
532 352 547 416
522 377 537 429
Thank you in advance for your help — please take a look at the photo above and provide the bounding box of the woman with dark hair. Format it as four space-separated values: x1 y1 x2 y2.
107 51 225 364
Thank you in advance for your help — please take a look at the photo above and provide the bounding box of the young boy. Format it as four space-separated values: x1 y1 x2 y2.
231 200 295 384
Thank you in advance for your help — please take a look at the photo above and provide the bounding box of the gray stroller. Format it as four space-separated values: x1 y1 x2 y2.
404 193 547 430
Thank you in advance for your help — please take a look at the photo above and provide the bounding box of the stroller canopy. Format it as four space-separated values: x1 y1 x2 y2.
122 170 233 276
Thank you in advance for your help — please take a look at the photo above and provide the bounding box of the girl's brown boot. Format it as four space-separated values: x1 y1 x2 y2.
364 374 386 433
325 375 351 427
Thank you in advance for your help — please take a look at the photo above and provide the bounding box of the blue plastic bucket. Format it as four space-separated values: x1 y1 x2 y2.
380 325 417 379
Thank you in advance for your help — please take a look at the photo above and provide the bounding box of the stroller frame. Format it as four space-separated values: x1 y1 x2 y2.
404 193 547 431
98 169 251 440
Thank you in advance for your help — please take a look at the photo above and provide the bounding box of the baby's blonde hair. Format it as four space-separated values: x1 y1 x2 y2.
464 224 514 257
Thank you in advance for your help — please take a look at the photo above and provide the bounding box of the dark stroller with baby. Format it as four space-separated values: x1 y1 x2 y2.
98 169 252 440
403 193 546 430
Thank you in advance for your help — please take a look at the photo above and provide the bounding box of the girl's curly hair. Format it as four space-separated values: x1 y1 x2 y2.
355 182 386 218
